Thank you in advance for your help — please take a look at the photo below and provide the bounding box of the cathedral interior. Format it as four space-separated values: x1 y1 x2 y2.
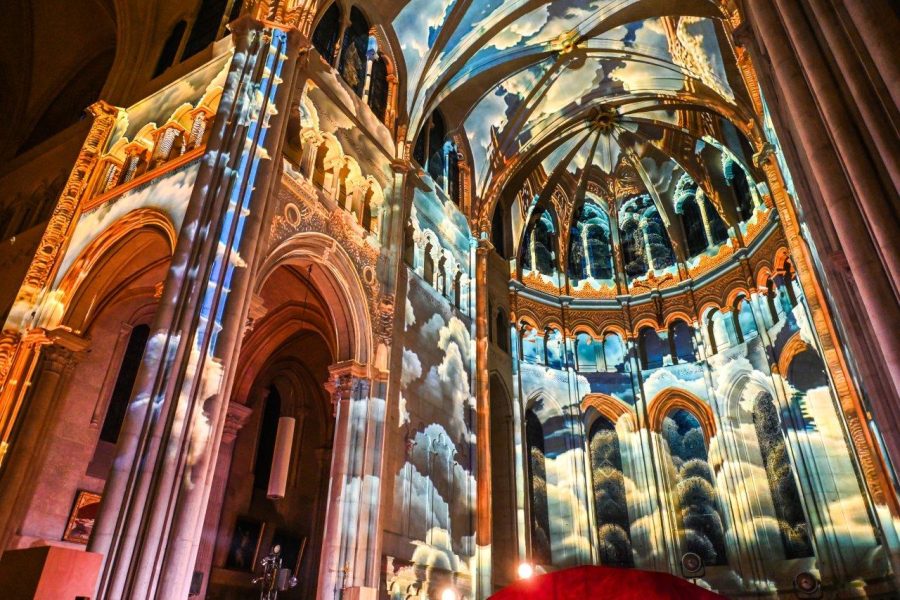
0 0 897 598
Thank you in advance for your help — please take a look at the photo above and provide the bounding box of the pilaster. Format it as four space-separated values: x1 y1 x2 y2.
87 13 309 599
192 402 252 599
317 360 384 599
474 237 492 598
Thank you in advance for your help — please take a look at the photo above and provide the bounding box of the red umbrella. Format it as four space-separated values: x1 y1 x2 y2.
489 565 726 599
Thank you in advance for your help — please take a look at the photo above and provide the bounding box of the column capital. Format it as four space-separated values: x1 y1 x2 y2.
753 142 777 168
223 402 253 444
41 328 90 374
324 361 371 413
476 237 494 253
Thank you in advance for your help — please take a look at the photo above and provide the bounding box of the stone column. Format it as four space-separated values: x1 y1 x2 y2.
300 130 324 179
639 219 654 271
192 402 252 600
740 0 900 468
607 204 627 294
317 361 385 599
473 237 493 597
694 189 715 250
87 17 307 600
773 0 899 276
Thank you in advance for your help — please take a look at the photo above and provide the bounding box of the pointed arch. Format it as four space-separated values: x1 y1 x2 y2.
56 208 177 308
647 387 716 443
777 332 813 377
581 394 637 431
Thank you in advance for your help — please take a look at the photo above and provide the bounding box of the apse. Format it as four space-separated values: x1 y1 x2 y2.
0 2 895 600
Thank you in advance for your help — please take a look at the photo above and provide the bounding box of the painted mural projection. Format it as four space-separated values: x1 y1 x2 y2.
526 409 552 565
394 271 476 595
391 163 476 594
589 418 633 567
752 392 814 558
662 409 727 567
568 202 614 284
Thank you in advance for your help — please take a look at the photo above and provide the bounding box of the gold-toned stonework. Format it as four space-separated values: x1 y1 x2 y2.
521 270 561 295
569 280 617 299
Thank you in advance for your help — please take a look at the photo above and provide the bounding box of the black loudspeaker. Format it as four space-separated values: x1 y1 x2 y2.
188 571 203 596
681 552 705 578
794 571 822 599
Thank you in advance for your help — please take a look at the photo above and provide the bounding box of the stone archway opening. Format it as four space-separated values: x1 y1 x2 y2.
0 223 171 552
489 373 516 591
200 262 340 600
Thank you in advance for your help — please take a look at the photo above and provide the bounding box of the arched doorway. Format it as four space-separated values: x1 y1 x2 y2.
197 230 376 599
0 222 172 550
201 263 337 599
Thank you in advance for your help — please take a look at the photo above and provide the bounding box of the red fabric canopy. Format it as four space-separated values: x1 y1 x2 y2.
489 565 726 600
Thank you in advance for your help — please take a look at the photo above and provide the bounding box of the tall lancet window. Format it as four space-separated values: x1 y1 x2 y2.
661 408 728 566
521 208 558 277
725 158 755 222
339 8 370 96
312 3 341 64
589 417 633 567
254 386 281 491
100 324 151 444
413 110 459 202
568 201 614 283
368 52 389 121
526 409 551 565
752 392 814 558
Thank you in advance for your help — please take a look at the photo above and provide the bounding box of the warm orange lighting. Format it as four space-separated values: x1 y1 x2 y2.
518 562 534 579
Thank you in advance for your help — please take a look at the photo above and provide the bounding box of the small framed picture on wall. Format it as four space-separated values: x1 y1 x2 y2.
224 516 265 572
62 490 102 544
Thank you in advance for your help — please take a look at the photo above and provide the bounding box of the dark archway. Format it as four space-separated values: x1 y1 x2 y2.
490 375 516 589
526 408 551 565
206 264 339 599
589 416 633 567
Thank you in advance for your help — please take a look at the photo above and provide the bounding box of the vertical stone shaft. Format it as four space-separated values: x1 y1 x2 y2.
741 0 900 476
317 363 382 599
191 402 252 599
474 238 492 598
88 18 302 600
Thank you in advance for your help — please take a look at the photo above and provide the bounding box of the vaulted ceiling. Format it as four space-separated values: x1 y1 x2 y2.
387 0 766 246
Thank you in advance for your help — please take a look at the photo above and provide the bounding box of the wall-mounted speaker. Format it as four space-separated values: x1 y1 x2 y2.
794 571 822 599
681 552 704 578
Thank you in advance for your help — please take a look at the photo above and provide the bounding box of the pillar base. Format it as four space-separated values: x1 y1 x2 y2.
0 545 102 599
341 586 378 600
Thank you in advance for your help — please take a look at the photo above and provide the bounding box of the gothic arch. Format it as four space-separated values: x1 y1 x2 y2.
631 317 662 337
581 394 637 432
57 208 176 328
663 311 696 329
754 263 774 291
600 324 629 341
524 388 565 418
57 208 177 308
647 388 717 443
257 232 374 367
777 332 813 378
571 323 601 341
773 247 793 275
725 286 752 308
